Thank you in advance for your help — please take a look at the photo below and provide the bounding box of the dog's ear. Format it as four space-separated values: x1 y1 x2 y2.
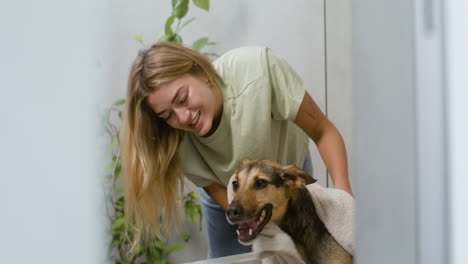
280 165 316 185
241 158 253 165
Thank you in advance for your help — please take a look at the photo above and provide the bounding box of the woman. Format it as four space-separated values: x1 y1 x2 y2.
121 41 352 258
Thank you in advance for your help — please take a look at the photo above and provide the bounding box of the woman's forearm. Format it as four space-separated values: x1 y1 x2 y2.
316 122 353 195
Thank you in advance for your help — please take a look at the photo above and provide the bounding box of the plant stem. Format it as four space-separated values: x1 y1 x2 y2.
117 241 127 262
129 253 137 264
175 18 182 34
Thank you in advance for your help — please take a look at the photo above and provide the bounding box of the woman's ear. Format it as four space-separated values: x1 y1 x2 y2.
280 165 316 185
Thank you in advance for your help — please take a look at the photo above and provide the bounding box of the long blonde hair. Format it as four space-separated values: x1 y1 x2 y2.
120 42 217 250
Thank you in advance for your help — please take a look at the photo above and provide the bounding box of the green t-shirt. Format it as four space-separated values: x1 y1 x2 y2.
179 46 308 187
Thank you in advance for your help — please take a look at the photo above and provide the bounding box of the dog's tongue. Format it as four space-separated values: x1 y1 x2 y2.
237 221 259 241
238 221 258 230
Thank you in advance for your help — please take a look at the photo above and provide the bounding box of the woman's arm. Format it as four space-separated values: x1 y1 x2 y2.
293 91 353 195
204 182 229 210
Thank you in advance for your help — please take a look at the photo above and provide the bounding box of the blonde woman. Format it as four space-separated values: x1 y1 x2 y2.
121 41 352 258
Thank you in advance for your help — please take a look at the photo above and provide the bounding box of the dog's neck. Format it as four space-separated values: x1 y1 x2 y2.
279 187 328 264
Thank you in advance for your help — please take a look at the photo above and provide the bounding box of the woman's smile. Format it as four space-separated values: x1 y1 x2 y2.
190 110 201 128
147 73 222 137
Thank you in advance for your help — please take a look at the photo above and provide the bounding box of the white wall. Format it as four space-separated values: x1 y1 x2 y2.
446 1 468 263
352 1 417 263
413 0 448 263
0 1 109 263
353 1 468 264
325 0 353 188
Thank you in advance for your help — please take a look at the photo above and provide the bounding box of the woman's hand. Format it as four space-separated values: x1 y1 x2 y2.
204 182 229 210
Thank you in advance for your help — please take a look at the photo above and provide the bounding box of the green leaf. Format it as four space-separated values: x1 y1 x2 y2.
193 0 209 11
172 0 189 18
165 15 176 35
111 217 125 234
153 31 165 43
192 37 209 51
173 34 183 44
196 206 203 223
182 233 191 242
154 240 166 250
184 195 203 224
106 160 116 171
115 203 124 211
198 206 203 230
114 163 122 177
178 17 196 32
106 158 121 175
154 260 167 264
167 243 185 255
151 247 162 260
114 188 124 196
188 192 200 199
114 99 125 106
186 203 198 223
116 197 124 208
159 34 172 42
106 140 117 153
136 246 145 256
134 34 143 44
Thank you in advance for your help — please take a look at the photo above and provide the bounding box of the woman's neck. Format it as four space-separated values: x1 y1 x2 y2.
203 82 223 137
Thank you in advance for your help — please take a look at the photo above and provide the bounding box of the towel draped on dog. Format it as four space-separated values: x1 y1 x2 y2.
227 174 355 263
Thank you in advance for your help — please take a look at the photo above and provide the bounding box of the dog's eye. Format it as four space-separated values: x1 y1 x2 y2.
232 180 239 191
255 179 268 189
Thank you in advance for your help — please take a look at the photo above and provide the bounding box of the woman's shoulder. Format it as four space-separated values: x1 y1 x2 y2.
213 46 267 69
217 46 266 58
213 46 270 86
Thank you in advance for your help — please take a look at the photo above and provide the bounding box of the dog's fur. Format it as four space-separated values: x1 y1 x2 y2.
226 159 352 264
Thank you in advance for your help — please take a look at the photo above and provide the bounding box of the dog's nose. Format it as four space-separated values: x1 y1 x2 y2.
227 204 243 221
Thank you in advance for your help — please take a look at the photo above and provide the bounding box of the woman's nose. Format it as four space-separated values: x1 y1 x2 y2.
174 107 191 124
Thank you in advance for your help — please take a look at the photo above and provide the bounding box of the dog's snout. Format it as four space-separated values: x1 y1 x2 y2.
227 203 243 221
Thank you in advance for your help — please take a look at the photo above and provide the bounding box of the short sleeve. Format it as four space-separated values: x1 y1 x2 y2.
264 48 306 120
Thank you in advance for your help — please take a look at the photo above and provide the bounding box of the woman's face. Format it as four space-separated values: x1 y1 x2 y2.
147 73 222 137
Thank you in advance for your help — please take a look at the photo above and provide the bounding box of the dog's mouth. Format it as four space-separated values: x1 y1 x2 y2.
234 204 273 244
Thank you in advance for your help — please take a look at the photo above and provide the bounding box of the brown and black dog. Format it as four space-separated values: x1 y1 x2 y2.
226 159 352 264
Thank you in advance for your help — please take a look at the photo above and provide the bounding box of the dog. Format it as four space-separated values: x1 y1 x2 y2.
226 158 352 264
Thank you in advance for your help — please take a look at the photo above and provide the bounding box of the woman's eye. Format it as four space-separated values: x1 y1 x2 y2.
163 112 172 121
255 179 267 189
179 95 187 104
232 181 239 191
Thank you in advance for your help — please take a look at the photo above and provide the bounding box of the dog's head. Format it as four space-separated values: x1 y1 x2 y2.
226 158 316 244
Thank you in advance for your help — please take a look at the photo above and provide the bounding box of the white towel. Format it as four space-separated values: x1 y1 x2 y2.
227 175 355 264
